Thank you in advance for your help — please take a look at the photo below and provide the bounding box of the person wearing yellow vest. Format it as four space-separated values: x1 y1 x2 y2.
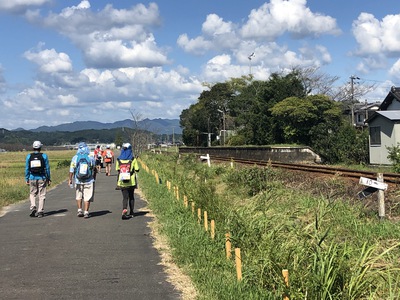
115 143 139 220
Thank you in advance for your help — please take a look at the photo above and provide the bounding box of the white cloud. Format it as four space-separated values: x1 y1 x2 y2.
177 34 213 55
351 12 400 77
202 14 234 36
240 0 340 40
24 47 73 73
389 59 400 80
0 0 50 13
25 2 166 69
58 94 78 106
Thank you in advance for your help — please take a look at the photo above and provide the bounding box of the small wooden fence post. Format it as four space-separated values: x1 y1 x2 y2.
204 211 208 231
225 233 231 259
282 269 289 300
235 248 242 281
197 208 201 224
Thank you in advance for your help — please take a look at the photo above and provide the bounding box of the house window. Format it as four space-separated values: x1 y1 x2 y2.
369 126 381 145
357 113 365 123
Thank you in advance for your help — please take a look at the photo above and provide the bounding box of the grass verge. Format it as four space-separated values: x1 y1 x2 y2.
138 152 400 299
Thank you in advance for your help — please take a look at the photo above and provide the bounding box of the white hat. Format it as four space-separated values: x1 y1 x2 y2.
33 141 42 149
106 144 110 149
122 143 131 149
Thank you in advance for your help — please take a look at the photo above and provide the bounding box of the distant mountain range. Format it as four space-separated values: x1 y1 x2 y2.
14 118 182 134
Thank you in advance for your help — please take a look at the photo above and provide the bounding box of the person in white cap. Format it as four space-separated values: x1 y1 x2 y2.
25 141 51 218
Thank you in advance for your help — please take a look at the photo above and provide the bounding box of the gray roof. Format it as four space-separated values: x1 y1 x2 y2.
366 110 400 123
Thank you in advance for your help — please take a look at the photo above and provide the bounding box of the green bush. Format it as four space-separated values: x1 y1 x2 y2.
387 143 400 173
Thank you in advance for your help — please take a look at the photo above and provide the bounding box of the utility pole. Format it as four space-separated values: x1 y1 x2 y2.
350 75 360 126
217 109 226 146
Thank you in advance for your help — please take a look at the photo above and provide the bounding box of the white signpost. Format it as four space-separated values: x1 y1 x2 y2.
359 177 388 191
200 154 211 167
358 174 386 219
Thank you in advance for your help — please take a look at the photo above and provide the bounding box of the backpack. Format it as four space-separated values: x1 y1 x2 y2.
118 159 132 182
106 150 112 158
75 153 93 181
29 152 45 175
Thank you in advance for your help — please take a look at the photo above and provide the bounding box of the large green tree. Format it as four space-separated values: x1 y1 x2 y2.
180 82 234 146
269 94 342 145
230 72 307 145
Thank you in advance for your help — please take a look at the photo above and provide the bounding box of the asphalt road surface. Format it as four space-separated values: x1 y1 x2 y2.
0 169 181 300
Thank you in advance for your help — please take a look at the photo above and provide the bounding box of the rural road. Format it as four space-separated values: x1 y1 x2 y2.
0 169 181 300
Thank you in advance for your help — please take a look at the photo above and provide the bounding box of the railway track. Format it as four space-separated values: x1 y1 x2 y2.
208 155 400 185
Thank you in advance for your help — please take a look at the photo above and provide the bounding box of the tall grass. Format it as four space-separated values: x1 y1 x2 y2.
139 153 400 299
0 150 74 207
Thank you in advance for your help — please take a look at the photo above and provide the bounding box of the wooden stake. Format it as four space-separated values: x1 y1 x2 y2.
210 220 215 240
235 248 242 281
197 208 201 224
191 202 195 215
176 186 180 201
183 195 188 208
204 211 208 231
225 233 231 259
282 269 289 300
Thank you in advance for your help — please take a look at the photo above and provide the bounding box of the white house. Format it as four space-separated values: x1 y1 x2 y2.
365 86 400 165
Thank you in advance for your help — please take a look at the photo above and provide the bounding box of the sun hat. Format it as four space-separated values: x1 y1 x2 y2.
122 143 131 149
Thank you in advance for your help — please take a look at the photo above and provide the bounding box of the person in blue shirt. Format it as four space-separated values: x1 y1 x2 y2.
25 141 51 218
68 142 97 218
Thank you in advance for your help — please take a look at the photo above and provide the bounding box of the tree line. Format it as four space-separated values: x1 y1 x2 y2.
179 68 370 164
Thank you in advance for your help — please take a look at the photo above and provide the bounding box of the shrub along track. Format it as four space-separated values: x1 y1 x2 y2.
208 155 400 221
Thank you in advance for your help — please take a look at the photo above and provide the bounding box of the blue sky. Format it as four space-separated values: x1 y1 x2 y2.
0 0 399 130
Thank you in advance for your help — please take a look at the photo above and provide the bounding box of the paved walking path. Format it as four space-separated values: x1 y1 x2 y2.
0 169 181 300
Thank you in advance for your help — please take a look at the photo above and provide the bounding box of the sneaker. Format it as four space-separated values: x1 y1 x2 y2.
122 209 128 220
30 207 37 217
37 212 44 218
84 212 90 219
129 211 134 217
77 210 84 217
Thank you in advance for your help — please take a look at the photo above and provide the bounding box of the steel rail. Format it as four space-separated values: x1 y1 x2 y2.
208 155 400 184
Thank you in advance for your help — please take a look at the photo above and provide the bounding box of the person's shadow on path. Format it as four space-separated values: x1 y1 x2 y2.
89 210 112 217
44 209 68 216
